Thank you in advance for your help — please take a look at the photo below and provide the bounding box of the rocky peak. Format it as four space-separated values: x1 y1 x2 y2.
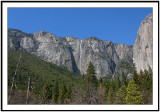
66 36 76 42
8 29 33 38
141 13 153 24
34 31 57 43
87 37 99 40
34 30 52 36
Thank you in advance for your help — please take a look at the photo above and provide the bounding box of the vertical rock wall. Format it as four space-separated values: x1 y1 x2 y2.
133 13 153 73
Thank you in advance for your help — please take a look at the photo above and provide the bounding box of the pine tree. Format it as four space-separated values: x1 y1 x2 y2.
115 85 127 104
133 70 139 84
52 81 59 103
148 66 152 77
86 61 96 76
104 82 110 99
141 68 152 104
42 83 52 100
106 81 115 104
40 83 52 103
65 86 72 99
142 69 152 91
99 77 103 86
77 61 98 104
126 80 144 104
82 61 98 87
58 84 67 104
86 61 98 87
140 69 143 77
122 72 127 86
115 76 121 91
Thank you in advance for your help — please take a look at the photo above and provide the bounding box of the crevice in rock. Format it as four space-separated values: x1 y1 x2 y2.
68 46 80 73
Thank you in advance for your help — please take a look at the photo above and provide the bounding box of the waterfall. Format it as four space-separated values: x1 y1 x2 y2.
79 39 83 73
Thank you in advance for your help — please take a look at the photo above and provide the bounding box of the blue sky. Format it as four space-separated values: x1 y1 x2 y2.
8 8 152 45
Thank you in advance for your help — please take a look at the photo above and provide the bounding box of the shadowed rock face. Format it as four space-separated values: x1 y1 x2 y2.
133 13 153 73
70 38 133 78
8 29 133 78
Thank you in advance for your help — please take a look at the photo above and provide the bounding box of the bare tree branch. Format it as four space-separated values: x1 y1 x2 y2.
26 77 31 104
9 53 22 102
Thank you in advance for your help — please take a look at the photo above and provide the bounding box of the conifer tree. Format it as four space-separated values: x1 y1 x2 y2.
141 68 152 104
40 83 52 103
82 61 98 87
52 81 59 103
115 85 127 104
115 76 121 91
86 61 96 76
42 83 52 100
85 61 98 87
126 80 144 104
58 84 67 104
65 86 72 99
142 69 152 91
140 69 143 77
122 72 127 86
133 70 139 84
78 61 98 104
106 81 115 104
104 82 110 98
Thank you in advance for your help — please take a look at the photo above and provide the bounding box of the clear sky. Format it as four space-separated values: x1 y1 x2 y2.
8 8 152 45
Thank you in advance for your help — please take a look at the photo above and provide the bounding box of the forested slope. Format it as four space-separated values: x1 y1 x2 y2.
8 48 81 104
8 48 152 104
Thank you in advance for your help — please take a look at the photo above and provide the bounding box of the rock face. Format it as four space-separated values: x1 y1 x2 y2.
133 13 153 73
112 55 135 80
8 29 133 78
8 13 152 78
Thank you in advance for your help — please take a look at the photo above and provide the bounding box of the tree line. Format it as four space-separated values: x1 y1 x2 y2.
72 62 152 104
8 49 152 104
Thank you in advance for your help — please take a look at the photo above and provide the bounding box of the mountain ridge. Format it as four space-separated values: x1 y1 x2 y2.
8 13 153 78
8 28 133 78
8 28 133 46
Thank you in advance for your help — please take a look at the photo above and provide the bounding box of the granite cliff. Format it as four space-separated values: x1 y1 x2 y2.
8 13 152 78
8 29 132 78
133 13 153 73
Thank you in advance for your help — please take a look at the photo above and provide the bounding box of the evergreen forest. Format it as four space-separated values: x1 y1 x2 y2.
8 49 152 104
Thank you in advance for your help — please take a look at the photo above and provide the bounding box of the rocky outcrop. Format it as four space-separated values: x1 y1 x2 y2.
112 55 135 80
65 37 132 78
33 31 73 71
8 29 133 78
133 13 153 73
